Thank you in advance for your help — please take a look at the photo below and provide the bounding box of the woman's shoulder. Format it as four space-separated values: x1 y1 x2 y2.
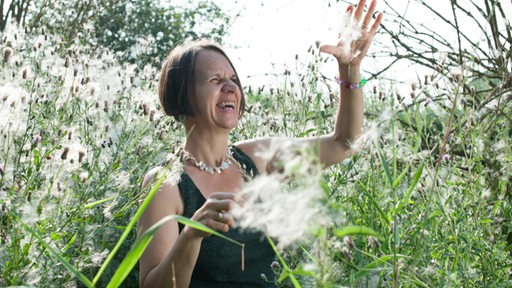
142 162 183 189
140 164 185 216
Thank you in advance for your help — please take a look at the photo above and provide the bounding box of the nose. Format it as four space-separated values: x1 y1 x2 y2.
221 80 238 94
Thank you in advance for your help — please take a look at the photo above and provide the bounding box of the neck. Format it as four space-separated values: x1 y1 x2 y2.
183 126 231 167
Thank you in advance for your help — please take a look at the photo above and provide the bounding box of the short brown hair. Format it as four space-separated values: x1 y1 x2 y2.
158 40 245 121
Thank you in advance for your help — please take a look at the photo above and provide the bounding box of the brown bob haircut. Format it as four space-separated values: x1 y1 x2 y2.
158 40 246 122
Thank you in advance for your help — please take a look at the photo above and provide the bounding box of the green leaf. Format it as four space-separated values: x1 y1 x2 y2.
84 196 116 209
93 168 169 284
394 163 423 214
378 150 394 189
106 214 243 287
392 165 409 188
334 225 380 238
106 215 175 288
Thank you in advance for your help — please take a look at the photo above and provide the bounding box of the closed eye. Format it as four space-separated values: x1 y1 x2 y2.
209 77 221 83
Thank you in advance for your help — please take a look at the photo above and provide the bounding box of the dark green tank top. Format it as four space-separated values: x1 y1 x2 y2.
177 145 277 287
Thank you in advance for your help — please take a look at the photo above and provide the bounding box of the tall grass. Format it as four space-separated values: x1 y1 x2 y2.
1 24 511 287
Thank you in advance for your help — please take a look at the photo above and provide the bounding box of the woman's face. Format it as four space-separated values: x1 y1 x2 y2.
189 49 242 131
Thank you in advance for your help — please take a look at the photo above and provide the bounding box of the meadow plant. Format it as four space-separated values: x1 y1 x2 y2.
1 4 511 286
0 23 178 286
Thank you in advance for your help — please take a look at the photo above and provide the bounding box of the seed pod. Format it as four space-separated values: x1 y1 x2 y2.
3 47 13 63
368 236 381 248
61 146 70 160
78 149 86 163
343 236 355 250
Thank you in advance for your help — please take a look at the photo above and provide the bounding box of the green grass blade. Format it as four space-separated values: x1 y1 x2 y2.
84 195 116 209
394 163 424 213
334 225 380 238
106 214 175 288
266 236 301 288
93 169 168 284
18 219 94 288
392 165 409 188
378 149 394 189
173 215 243 247
106 214 243 287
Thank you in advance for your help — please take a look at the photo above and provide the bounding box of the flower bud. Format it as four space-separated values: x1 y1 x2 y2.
341 246 352 261
3 47 13 63
78 149 86 163
271 261 281 272
368 236 381 248
32 134 42 147
343 236 355 250
61 146 70 160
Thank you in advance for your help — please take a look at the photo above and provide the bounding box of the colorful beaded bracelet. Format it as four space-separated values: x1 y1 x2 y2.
335 77 367 89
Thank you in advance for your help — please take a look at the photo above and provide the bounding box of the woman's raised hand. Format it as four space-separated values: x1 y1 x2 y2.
320 0 383 66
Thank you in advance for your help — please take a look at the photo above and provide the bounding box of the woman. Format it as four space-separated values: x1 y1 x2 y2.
138 0 383 287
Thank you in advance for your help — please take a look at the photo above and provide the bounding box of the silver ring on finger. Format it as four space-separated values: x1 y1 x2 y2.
218 212 224 222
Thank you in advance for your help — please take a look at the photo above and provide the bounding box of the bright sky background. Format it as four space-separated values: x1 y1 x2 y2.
217 0 511 89
221 0 435 87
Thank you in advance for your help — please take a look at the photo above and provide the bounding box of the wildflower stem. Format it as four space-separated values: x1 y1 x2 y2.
266 235 302 288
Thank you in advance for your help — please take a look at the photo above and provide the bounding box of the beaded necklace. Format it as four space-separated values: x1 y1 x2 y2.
180 146 234 174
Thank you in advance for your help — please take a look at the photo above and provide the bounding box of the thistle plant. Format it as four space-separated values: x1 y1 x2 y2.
1 1 512 286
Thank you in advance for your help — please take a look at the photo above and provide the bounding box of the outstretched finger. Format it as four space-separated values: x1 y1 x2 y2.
369 11 384 35
353 0 367 23
319 44 339 56
361 0 377 30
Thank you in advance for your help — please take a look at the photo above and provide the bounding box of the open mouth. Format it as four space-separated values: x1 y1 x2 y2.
217 101 236 110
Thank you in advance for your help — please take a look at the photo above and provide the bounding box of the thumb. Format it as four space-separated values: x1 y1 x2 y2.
319 44 338 56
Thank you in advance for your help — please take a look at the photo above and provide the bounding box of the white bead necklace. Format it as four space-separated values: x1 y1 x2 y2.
181 146 234 174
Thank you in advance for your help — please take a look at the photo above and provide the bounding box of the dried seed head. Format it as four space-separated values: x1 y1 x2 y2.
450 70 463 82
22 67 29 79
271 261 281 272
341 246 352 261
64 56 70 68
32 134 42 147
368 236 381 248
343 236 355 250
149 109 156 121
3 46 13 63
61 146 70 160
78 149 86 163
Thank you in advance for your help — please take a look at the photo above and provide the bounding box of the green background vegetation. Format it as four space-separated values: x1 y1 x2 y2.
1 0 510 287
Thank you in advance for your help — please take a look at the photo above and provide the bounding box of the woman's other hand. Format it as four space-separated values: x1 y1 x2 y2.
320 0 383 66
